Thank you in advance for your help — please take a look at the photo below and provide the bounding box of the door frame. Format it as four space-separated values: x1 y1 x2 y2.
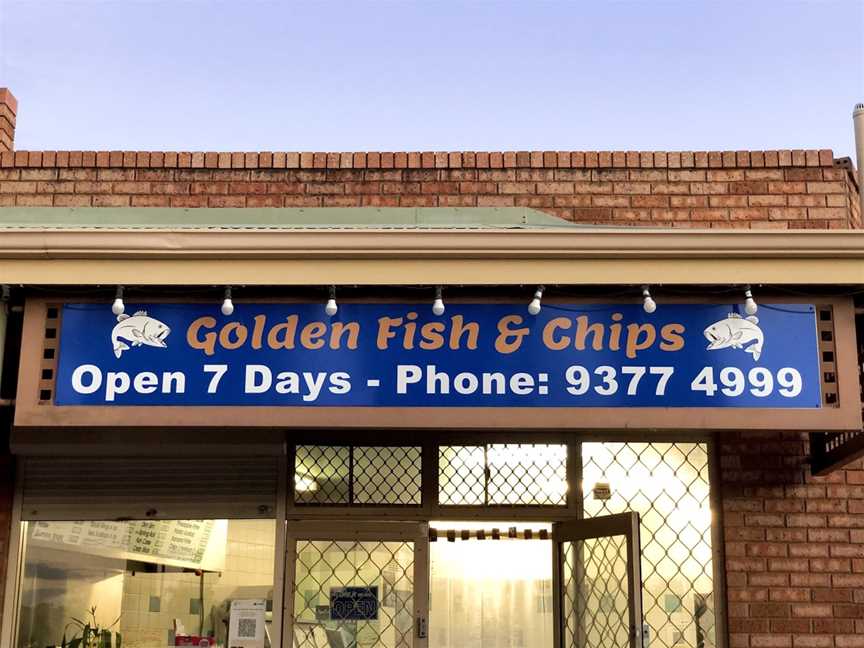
552 512 643 648
283 520 429 648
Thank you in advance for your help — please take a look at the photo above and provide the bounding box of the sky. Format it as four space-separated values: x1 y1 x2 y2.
0 1 862 156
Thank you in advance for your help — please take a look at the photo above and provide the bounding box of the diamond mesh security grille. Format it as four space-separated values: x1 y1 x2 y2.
292 539 415 648
561 536 631 648
296 446 351 505
582 442 714 648
295 446 422 506
439 444 567 506
354 447 422 505
438 445 485 505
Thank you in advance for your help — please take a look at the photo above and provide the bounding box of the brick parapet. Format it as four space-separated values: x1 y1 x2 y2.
0 151 858 229
0 148 839 170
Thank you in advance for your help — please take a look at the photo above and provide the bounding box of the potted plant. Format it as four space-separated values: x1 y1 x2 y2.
60 606 122 648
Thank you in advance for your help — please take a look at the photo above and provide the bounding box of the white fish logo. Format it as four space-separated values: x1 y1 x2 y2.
111 311 171 358
703 313 764 361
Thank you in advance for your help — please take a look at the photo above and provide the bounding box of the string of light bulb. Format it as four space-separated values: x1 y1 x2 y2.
106 284 760 316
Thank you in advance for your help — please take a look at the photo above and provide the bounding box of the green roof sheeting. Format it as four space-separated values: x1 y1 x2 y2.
0 206 591 230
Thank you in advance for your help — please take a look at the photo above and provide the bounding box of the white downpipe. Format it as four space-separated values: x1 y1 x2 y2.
854 103 864 220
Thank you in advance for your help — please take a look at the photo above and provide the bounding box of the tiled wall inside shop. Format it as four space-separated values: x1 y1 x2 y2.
119 520 275 647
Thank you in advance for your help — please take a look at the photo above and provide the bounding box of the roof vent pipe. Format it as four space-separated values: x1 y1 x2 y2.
854 103 864 220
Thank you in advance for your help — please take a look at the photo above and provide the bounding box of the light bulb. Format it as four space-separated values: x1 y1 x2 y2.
111 286 125 315
642 286 656 314
528 286 544 315
220 287 234 316
432 286 445 316
743 285 758 315
325 286 338 316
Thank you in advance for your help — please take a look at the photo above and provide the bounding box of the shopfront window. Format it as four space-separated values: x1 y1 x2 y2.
295 445 422 506
439 444 568 506
582 442 715 648
15 519 276 648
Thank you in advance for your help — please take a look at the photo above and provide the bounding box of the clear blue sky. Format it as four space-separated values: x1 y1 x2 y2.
1 1 862 156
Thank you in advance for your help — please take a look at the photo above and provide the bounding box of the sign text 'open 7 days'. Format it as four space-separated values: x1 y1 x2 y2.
53 303 822 408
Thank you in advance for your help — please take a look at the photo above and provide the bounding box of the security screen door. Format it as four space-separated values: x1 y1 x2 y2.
285 521 428 648
553 512 644 648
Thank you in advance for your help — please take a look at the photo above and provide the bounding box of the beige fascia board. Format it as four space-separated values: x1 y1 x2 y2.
1 228 864 285
2 227 864 259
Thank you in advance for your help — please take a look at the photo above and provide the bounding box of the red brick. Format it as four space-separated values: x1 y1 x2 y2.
208 195 245 207
691 182 728 195
709 169 745 181
749 633 791 647
807 181 845 194
751 602 791 617
769 619 809 633
632 195 670 208
498 182 535 195
131 195 170 207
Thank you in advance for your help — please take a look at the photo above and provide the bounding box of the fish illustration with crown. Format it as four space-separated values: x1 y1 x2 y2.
111 311 171 358
703 313 764 361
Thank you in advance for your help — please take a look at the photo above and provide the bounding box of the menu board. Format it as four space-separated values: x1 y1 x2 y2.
30 519 223 570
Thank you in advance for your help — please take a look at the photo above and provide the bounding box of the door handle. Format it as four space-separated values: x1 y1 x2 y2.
416 616 427 639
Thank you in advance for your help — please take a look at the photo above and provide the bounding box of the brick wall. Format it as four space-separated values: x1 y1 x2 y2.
0 89 15 153
0 148 859 229
722 432 864 647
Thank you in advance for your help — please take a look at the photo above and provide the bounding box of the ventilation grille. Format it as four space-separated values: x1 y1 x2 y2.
38 304 61 404
21 456 280 521
817 306 839 407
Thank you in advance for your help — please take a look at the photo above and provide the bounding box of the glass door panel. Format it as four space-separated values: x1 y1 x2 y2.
554 513 643 648
285 522 428 648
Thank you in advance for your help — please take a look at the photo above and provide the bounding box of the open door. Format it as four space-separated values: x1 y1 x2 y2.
553 512 643 648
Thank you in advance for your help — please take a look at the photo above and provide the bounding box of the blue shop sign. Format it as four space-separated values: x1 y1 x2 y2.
54 302 822 408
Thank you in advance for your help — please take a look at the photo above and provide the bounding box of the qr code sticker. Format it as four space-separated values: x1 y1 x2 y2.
237 617 257 639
